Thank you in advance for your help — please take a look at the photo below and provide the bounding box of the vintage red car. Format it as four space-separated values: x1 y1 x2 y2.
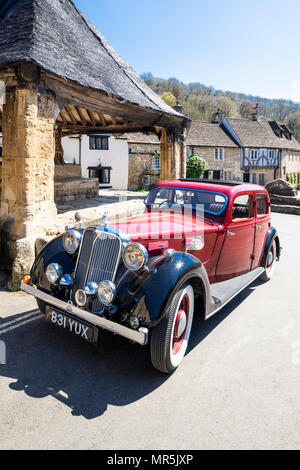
22 179 281 374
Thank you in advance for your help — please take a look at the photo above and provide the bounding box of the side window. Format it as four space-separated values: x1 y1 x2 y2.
232 194 253 221
256 193 269 216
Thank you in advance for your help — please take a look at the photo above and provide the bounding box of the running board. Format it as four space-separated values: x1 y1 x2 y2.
207 267 265 319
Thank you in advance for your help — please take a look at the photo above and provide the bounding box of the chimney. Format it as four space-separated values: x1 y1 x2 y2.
173 104 182 114
213 108 224 124
252 103 260 121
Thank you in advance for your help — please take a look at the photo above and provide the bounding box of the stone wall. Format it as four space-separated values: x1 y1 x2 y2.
54 177 99 204
128 142 160 190
244 168 277 185
187 146 243 179
55 164 81 180
282 150 300 176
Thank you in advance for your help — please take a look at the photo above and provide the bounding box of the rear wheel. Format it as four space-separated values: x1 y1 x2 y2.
260 239 277 282
150 284 194 374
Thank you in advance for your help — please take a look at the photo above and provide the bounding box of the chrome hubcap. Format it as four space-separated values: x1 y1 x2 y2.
268 250 274 266
176 311 187 338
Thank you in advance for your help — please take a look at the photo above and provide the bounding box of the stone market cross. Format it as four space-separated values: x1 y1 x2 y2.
0 0 189 288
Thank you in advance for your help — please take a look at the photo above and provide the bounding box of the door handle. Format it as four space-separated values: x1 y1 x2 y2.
227 231 236 236
256 225 262 230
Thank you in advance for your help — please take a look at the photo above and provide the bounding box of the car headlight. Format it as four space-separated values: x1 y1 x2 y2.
75 289 87 308
63 229 82 255
46 263 63 284
122 243 148 272
97 281 116 306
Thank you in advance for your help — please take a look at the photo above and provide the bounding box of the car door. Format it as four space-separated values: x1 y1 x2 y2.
251 192 271 269
216 192 255 281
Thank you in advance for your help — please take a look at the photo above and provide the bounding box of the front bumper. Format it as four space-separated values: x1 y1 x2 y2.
21 281 148 346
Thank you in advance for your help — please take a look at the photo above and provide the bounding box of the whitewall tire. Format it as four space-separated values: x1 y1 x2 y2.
260 239 277 282
150 283 194 374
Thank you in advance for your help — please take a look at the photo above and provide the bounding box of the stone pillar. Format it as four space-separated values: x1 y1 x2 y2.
55 125 64 164
1 86 57 288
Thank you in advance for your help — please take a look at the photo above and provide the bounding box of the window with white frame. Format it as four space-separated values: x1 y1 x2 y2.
269 150 275 159
214 148 224 161
152 155 161 171
250 150 258 160
89 135 109 150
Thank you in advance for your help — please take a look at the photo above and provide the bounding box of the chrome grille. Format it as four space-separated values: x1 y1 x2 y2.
73 228 95 289
72 228 122 312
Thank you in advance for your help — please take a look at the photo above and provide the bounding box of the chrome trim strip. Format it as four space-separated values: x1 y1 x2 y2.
21 282 148 346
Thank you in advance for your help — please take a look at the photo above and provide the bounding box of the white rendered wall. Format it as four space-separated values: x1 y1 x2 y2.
62 136 80 165
62 135 129 190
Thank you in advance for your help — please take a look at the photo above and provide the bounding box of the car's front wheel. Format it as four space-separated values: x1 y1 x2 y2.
150 283 194 374
260 239 277 282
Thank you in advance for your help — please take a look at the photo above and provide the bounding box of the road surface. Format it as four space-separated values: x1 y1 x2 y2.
0 212 299 450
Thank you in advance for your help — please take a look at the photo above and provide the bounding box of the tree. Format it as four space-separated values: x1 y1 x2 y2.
183 94 215 121
239 100 254 119
287 113 300 143
160 91 176 107
186 155 207 179
215 95 239 117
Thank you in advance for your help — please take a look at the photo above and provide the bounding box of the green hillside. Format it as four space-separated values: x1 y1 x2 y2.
141 73 300 142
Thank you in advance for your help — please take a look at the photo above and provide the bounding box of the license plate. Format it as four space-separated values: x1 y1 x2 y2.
45 307 99 345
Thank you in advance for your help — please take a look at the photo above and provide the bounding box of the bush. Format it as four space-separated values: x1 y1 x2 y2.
186 155 207 179
287 172 300 186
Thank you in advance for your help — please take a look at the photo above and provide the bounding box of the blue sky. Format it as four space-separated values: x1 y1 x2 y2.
74 0 300 102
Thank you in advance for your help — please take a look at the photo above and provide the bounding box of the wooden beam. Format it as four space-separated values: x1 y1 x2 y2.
66 106 78 125
42 70 186 130
62 123 154 136
86 109 96 127
76 107 88 126
98 113 106 127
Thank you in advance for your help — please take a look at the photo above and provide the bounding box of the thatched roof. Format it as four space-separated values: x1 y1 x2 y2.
0 0 185 127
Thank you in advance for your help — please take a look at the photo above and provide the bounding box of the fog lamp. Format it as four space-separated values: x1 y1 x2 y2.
75 289 87 308
46 263 63 285
97 281 116 306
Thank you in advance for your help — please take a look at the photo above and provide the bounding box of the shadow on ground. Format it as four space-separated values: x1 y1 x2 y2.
0 282 259 420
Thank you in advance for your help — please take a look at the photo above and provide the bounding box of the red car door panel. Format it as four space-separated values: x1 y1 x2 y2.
216 193 255 281
252 192 271 269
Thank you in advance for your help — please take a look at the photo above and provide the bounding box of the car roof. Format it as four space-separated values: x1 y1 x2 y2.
155 179 266 197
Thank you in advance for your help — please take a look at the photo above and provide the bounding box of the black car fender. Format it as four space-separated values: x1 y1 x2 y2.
30 234 78 291
261 227 281 267
128 252 212 327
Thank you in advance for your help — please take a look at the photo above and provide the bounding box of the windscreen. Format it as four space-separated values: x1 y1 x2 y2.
145 187 228 216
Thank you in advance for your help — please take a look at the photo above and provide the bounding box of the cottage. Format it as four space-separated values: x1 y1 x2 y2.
186 120 242 180
62 131 161 190
186 111 300 185
224 115 300 185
